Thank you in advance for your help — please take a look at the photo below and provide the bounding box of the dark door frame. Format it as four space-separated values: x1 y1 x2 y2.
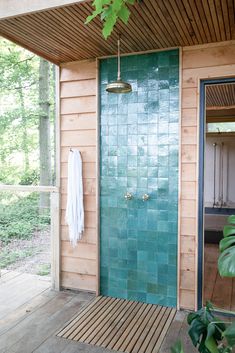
198 77 235 309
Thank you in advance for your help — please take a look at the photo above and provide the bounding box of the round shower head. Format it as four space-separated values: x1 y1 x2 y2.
106 79 132 94
106 37 132 94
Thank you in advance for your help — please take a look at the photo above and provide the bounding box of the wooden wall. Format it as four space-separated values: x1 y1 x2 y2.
59 42 235 309
60 59 97 292
180 42 235 309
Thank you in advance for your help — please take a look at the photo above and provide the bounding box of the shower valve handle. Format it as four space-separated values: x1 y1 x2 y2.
142 194 150 201
124 192 133 201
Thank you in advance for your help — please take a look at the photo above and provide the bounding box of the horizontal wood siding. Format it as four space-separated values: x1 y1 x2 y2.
59 43 235 307
180 42 235 310
60 59 97 292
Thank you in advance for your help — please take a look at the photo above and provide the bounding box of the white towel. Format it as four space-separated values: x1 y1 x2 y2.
65 149 84 247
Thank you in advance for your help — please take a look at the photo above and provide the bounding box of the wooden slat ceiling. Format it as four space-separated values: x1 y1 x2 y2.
206 83 235 108
0 0 234 64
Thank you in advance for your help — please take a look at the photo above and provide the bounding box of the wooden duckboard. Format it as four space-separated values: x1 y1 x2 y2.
57 296 176 353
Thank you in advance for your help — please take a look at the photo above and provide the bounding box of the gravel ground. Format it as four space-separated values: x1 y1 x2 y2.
0 228 51 276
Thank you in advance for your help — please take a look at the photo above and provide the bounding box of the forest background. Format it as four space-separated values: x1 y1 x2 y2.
0 38 55 272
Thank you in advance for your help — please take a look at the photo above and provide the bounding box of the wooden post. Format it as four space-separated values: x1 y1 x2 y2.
51 191 60 290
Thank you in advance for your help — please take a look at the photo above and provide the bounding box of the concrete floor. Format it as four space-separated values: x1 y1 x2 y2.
0 271 197 353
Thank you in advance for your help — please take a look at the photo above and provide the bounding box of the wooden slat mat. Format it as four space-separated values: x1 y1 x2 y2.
57 296 176 353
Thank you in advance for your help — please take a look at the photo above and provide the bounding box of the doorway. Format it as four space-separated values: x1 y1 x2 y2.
199 78 235 312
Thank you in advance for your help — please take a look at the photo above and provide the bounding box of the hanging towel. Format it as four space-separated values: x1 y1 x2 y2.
65 149 84 247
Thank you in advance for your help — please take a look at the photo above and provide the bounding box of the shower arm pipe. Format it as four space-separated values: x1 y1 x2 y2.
117 38 121 81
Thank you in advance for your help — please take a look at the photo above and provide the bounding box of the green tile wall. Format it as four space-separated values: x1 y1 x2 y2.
100 49 179 307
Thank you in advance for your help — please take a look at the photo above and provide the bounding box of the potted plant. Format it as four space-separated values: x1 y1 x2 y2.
172 215 235 353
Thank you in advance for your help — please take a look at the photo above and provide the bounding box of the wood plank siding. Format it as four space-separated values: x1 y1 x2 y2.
180 42 235 309
60 59 97 292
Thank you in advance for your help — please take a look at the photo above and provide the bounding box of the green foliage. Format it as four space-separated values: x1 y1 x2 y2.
223 322 235 347
227 215 235 225
218 215 235 277
172 214 235 353
85 0 136 39
0 192 50 244
19 169 39 185
0 38 55 186
187 302 226 353
172 303 235 353
0 248 35 269
37 263 51 276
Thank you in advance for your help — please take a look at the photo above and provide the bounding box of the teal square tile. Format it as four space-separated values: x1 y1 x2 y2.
100 50 179 308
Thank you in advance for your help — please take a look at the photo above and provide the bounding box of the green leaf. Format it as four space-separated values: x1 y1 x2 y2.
228 215 235 225
85 0 112 23
219 236 235 252
126 0 135 4
223 225 235 238
228 215 235 224
118 4 130 23
100 6 112 21
171 341 184 353
223 321 235 347
111 0 123 13
92 0 104 11
205 323 220 353
188 319 206 346
187 312 200 325
102 13 118 39
218 245 235 277
85 9 102 24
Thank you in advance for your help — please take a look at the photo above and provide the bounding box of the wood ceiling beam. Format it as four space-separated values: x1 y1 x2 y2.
0 0 88 20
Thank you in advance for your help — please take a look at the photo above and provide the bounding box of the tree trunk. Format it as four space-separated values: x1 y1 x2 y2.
18 86 29 173
39 58 51 210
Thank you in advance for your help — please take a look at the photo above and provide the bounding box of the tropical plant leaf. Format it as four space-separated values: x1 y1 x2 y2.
219 236 235 252
222 321 235 347
205 323 220 353
188 319 206 346
228 215 235 225
187 311 199 325
218 245 235 277
223 225 235 238
171 341 184 353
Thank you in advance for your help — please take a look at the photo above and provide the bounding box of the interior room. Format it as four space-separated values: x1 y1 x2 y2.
203 82 235 312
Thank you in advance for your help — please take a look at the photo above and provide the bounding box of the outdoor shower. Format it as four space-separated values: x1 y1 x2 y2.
212 141 229 208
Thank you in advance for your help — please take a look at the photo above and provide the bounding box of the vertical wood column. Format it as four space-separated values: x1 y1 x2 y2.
180 43 235 310
59 59 97 292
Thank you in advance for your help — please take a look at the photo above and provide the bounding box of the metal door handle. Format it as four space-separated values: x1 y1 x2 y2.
142 194 150 201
